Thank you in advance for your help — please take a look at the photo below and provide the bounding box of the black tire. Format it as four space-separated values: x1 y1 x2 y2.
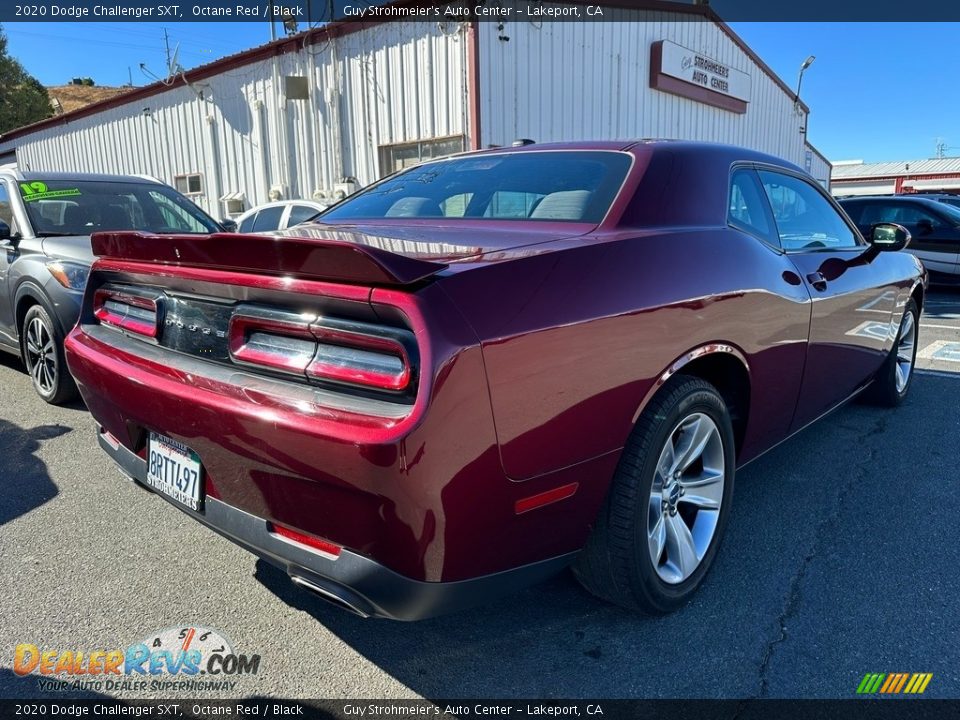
864 299 918 408
20 303 79 405
573 375 736 613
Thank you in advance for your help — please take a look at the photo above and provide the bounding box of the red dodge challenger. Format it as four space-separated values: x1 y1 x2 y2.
65 141 925 619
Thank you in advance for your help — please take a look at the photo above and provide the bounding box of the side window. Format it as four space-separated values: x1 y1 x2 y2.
892 204 945 228
728 169 777 246
238 212 258 233
0 182 12 228
838 202 863 224
758 170 860 251
286 205 318 227
148 191 208 233
251 206 284 232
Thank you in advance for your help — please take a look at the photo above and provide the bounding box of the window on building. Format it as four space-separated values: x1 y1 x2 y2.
174 173 203 196
378 136 466 176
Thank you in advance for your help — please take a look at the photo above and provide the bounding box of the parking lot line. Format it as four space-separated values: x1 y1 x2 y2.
920 323 960 330
916 368 960 378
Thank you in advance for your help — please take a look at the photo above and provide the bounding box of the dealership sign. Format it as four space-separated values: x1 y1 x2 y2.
650 40 751 114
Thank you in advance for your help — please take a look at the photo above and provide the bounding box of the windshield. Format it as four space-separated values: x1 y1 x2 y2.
18 179 221 236
320 151 632 224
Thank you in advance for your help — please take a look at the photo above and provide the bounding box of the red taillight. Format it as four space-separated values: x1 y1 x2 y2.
268 522 342 559
228 312 316 375
93 288 159 338
306 326 411 391
228 307 415 393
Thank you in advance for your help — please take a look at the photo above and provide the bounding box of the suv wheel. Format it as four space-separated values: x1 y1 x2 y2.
21 304 78 405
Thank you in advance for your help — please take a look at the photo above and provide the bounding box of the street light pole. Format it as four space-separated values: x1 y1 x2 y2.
794 55 815 114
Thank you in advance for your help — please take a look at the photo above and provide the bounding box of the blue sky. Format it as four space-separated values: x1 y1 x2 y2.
3 21 957 164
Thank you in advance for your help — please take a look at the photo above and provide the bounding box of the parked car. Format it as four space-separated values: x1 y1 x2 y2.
839 195 960 282
235 200 329 233
0 170 225 403
902 192 960 209
65 141 924 619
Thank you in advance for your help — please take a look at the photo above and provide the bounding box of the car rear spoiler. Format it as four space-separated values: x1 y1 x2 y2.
90 231 449 287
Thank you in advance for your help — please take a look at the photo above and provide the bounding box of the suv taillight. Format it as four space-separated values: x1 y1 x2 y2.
228 307 416 393
93 287 160 338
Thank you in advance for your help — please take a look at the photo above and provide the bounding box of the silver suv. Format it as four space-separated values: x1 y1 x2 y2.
0 169 224 403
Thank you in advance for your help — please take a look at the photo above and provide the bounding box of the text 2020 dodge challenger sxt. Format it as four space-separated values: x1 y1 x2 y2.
65 141 925 620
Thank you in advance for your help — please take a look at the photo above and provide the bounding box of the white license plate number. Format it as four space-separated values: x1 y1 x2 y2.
146 432 203 511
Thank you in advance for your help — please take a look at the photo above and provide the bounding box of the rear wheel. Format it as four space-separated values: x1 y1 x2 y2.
20 304 78 405
865 299 918 407
574 375 736 613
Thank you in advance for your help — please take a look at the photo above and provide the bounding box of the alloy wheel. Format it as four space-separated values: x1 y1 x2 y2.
647 412 726 584
25 316 58 396
895 310 916 393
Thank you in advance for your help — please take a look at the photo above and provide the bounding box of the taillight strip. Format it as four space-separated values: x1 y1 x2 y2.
93 287 160 338
268 522 342 559
228 305 416 393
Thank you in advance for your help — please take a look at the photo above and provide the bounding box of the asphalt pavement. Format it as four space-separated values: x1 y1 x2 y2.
1 289 959 700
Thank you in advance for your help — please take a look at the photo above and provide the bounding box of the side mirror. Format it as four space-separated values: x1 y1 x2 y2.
219 218 238 233
0 219 17 248
868 222 910 251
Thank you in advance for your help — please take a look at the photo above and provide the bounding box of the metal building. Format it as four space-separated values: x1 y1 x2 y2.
0 1 831 219
832 158 960 197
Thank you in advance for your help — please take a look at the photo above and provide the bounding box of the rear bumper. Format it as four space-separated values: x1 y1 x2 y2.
98 429 575 621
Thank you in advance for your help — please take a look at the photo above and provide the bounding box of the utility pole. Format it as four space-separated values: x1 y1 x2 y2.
163 28 172 70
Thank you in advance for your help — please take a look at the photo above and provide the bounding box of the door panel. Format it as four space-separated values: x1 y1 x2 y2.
757 170 899 431
787 250 898 429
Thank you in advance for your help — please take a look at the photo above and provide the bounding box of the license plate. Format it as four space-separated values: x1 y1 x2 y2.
146 432 204 511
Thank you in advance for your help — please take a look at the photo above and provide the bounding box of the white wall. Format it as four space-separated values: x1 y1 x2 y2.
0 21 468 218
478 11 812 168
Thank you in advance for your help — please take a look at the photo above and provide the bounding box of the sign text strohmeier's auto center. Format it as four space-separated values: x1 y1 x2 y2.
650 40 752 114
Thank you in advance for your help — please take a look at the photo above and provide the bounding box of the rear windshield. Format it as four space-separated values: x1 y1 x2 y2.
320 151 632 224
18 179 221 236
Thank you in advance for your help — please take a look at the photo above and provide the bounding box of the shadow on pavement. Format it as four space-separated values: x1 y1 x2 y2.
0 667 116 700
0 419 71 526
250 376 960 698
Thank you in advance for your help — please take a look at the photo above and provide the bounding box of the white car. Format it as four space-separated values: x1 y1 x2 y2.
235 200 329 233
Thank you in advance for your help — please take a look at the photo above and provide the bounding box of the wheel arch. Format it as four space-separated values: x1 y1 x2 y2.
632 344 752 460
14 281 60 340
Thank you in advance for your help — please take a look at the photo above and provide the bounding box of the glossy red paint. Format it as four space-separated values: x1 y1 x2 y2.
65 141 925 615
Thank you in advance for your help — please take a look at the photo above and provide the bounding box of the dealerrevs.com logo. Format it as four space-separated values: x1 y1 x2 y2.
13 626 261 693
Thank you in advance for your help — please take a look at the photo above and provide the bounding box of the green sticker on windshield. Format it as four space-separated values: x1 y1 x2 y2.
20 182 82 202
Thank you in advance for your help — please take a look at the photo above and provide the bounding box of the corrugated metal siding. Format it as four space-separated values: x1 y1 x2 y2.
832 158 960 179
1 21 467 217
479 11 811 168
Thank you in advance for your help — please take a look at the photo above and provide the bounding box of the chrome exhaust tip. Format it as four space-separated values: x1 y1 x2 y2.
289 574 372 618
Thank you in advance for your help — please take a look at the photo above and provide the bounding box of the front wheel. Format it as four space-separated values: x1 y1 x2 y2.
864 299 918 407
20 304 78 405
574 375 736 613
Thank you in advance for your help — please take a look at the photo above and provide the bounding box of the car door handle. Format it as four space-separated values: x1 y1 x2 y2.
806 271 828 291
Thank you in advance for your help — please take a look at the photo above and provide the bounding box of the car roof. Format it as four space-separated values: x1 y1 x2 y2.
840 195 947 206
16 171 162 184
442 139 805 175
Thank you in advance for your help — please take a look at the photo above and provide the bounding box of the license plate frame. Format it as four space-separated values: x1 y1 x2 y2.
145 432 204 512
